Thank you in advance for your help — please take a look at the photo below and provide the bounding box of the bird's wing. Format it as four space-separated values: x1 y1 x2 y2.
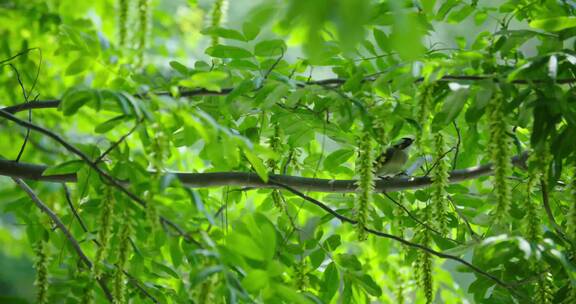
374 147 395 167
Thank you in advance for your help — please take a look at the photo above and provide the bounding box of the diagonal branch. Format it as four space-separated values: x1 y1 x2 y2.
12 178 114 302
381 192 459 244
0 152 528 193
0 109 199 245
266 179 526 300
62 184 159 303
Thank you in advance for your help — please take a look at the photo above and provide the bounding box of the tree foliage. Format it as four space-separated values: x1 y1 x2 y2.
1 0 576 303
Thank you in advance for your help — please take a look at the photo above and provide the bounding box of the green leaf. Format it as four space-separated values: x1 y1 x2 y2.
255 214 277 261
432 86 469 130
274 284 314 304
373 28 390 52
323 149 354 170
226 233 264 261
243 149 269 183
42 160 84 176
189 266 223 287
421 0 437 15
65 56 91 75
254 39 286 57
529 16 576 32
206 45 253 58
169 61 191 76
355 274 382 297
94 115 129 133
226 79 255 103
242 270 269 292
321 263 339 302
179 71 228 91
201 26 246 41
243 21 261 41
59 87 95 116
324 235 341 251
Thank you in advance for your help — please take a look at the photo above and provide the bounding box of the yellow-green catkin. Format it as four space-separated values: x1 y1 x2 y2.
267 124 281 173
416 83 434 150
488 95 512 223
268 124 283 209
431 132 450 235
393 193 406 238
118 0 129 47
210 0 227 47
416 231 433 304
415 197 434 303
568 166 576 245
355 129 375 241
565 166 576 304
34 239 49 304
94 188 114 279
150 123 169 171
371 106 388 146
523 173 540 243
535 271 554 304
294 258 309 291
525 152 554 304
80 272 94 304
113 220 132 304
198 279 213 303
136 0 150 64
395 269 406 304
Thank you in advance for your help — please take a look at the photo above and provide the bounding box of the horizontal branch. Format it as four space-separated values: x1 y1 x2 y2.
0 109 199 245
3 73 575 114
0 153 527 193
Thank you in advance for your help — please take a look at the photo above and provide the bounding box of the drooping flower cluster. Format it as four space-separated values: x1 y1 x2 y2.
431 132 450 235
355 129 374 241
488 95 512 222
34 239 50 304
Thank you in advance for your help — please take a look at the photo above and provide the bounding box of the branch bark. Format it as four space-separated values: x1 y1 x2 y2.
3 74 576 114
267 180 527 301
12 178 114 302
0 153 528 193
0 109 198 245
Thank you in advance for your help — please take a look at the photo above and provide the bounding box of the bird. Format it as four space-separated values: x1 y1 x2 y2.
374 137 414 178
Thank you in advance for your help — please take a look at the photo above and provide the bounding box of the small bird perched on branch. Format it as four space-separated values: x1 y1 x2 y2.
374 137 414 178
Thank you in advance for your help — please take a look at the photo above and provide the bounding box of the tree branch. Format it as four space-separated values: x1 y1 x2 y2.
62 184 159 303
3 74 576 114
0 109 199 245
540 178 572 246
0 152 528 193
12 178 114 302
382 192 459 244
267 180 526 300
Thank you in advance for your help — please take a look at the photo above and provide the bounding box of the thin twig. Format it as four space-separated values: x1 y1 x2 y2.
267 179 526 300
94 120 142 164
5 74 576 114
540 178 572 246
63 184 90 235
424 147 455 177
62 184 159 303
0 109 199 246
0 47 39 66
12 178 114 302
447 195 480 241
261 49 285 84
381 192 461 244
452 121 461 170
9 64 31 162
